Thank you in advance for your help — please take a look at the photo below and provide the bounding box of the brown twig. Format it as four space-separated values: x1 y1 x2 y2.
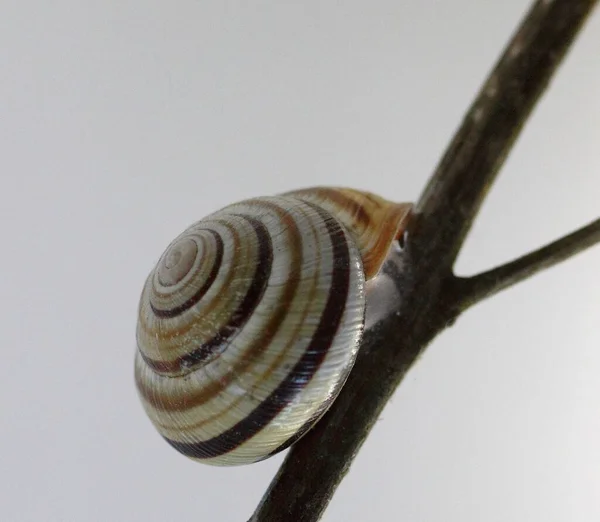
250 1 599 521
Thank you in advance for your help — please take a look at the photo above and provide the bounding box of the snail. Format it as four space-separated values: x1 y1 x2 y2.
135 187 412 466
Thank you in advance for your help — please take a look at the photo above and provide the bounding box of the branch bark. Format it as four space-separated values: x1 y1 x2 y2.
250 1 599 521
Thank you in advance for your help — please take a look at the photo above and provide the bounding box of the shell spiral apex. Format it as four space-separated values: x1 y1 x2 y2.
135 186 412 466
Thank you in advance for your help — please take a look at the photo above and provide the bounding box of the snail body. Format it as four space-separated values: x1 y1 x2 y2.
135 187 412 466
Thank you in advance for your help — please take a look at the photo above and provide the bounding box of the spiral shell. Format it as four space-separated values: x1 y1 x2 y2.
135 187 411 466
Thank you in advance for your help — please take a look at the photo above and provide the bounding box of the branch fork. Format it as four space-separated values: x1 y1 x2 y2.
251 2 599 520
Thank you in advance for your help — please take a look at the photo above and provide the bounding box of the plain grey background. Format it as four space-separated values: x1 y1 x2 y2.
1 1 599 521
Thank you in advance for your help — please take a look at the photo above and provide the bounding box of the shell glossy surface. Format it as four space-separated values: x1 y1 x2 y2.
135 187 412 465
136 193 368 465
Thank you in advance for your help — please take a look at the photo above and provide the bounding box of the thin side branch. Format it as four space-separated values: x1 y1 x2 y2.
453 218 600 310
250 2 598 521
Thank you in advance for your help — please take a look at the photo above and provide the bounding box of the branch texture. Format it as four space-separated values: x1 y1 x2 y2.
250 1 598 521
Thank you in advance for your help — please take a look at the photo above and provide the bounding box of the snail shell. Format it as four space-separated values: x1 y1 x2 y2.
135 187 412 466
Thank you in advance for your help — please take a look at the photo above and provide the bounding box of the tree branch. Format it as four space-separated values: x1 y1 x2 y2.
250 1 598 521
413 0 597 270
453 218 600 311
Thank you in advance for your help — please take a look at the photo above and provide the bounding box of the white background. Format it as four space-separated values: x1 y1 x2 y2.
1 1 599 521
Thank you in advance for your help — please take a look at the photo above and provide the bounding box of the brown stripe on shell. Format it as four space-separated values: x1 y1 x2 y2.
285 187 371 236
162 202 351 460
139 215 274 375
